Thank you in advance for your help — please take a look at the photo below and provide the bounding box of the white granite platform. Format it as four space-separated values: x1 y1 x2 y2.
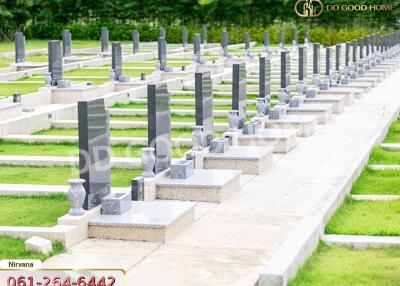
286 104 332 124
204 146 273 175
304 94 345 114
88 201 195 242
264 115 316 137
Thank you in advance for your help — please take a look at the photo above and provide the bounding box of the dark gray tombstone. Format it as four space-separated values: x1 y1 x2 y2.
359 37 364 59
193 33 201 56
245 32 250 50
232 63 247 129
325 47 331 75
148 84 171 173
201 25 207 44
195 71 213 146
132 30 140 54
160 27 166 39
293 28 298 45
345 42 350 67
335 44 341 71
158 37 167 71
280 29 285 48
131 177 144 201
112 42 122 81
101 27 109 53
366 36 370 56
15 32 25 63
78 98 111 210
222 31 229 57
182 26 188 47
305 26 310 43
62 30 72 57
312 43 320 75
371 34 375 53
48 40 63 86
352 40 357 62
259 57 271 98
263 31 269 48
281 51 291 89
299 46 307 81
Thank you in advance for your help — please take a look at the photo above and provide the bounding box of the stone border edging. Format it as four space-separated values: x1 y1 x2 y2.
323 234 400 249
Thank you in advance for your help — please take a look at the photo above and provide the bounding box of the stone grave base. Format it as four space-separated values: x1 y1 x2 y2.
286 104 332 124
12 62 46 71
52 85 99 104
204 146 273 175
196 63 224 74
304 95 345 114
114 80 152 92
238 129 297 153
0 103 22 121
88 201 195 242
64 56 96 64
351 76 380 85
161 70 193 81
264 115 316 137
318 91 355 105
156 169 242 203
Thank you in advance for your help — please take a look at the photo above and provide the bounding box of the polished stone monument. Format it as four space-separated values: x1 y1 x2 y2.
158 37 167 71
101 27 109 53
15 32 25 63
232 63 247 128
62 30 72 57
78 98 111 210
201 24 207 44
48 40 63 86
182 26 188 47
195 71 213 146
132 30 140 54
111 42 122 81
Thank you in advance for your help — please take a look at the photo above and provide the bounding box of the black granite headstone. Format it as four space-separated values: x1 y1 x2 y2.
15 32 25 63
147 84 171 173
335 44 341 71
359 37 364 59
245 33 250 50
78 98 111 210
195 71 213 146
160 27 166 38
352 39 357 62
222 31 229 57
280 29 285 48
366 36 370 56
158 37 167 71
371 34 375 53
101 27 109 53
232 63 247 129
182 26 188 47
132 30 140 54
201 25 207 44
62 30 72 57
281 51 291 88
293 28 298 45
112 42 122 81
193 33 201 57
325 47 331 76
305 26 310 43
48 40 63 86
345 42 350 67
264 31 269 48
259 57 271 98
299 46 307 81
131 177 144 201
313 43 320 75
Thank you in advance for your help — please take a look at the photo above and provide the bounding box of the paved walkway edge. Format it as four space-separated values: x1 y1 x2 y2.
322 234 400 249
258 89 400 286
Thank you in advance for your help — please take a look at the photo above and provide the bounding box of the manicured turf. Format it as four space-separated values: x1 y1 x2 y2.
64 68 154 78
325 198 400 236
383 119 400 143
289 242 400 286
118 61 193 68
0 40 103 53
351 168 400 195
34 127 197 138
0 140 189 158
0 83 44 97
369 147 400 165
112 102 256 110
0 165 141 187
169 93 260 100
0 194 69 227
0 236 64 260
110 114 251 123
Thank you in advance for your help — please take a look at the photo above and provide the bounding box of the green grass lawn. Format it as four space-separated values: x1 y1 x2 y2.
0 165 141 187
118 61 193 68
111 102 256 110
369 147 400 165
383 119 400 143
0 236 64 260
33 127 198 138
325 198 400 236
0 40 102 53
0 83 43 97
0 140 189 158
169 93 260 100
289 242 400 286
0 194 69 227
64 68 154 78
109 114 251 123
352 168 400 195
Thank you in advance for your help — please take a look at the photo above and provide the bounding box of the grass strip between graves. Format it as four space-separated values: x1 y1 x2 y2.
351 168 400 195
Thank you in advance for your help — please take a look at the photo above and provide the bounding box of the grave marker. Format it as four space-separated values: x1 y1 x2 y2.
201 25 207 44
232 63 247 129
182 26 188 47
112 42 122 81
352 39 357 63
366 36 370 56
160 27 166 38
313 43 320 75
15 32 25 63
359 37 364 59
335 44 341 71
158 37 167 71
305 26 310 44
62 30 72 57
263 31 269 50
132 30 140 54
147 84 171 173
101 27 109 53
299 46 307 80
193 33 201 63
259 57 271 98
48 40 63 86
293 28 298 46
222 31 229 57
78 98 111 210
280 29 285 49
281 51 291 89
245 32 250 50
371 34 375 53
345 42 350 67
325 47 331 75
195 71 213 146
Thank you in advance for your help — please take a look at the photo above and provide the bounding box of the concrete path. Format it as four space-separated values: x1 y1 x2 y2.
43 68 400 286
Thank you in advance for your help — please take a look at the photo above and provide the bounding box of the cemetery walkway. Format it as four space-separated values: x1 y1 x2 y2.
44 69 400 286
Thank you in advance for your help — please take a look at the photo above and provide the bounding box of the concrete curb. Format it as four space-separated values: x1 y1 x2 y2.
323 234 400 249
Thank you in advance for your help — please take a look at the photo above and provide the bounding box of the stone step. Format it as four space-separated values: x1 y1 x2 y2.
0 155 141 169
286 104 333 124
350 194 400 201
368 164 400 170
129 98 258 106
323 234 400 249
380 143 400 151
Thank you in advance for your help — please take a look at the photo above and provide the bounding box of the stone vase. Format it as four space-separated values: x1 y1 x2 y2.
192 126 203 151
67 178 86 216
256 98 265 117
109 69 116 81
44 73 52 86
228 111 239 132
141 147 155 178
